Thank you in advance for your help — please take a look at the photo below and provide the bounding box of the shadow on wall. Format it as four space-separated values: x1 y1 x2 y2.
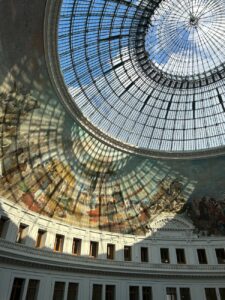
0 196 196 261
0 200 52 251
1 76 225 236
1 0 225 237
0 106 195 237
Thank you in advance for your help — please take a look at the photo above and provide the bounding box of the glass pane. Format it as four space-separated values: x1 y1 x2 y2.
57 0 225 154
54 235 64 252
36 230 45 248
10 278 25 300
141 248 148 262
26 280 39 300
53 282 65 300
219 288 225 300
106 285 115 300
180 288 191 300
166 287 177 300
142 286 152 300
67 283 78 300
161 248 170 263
130 286 139 300
124 246 132 261
16 224 28 244
205 288 217 300
92 284 102 300
72 239 81 255
197 249 207 264
215 249 225 264
107 244 115 260
0 217 8 238
90 242 98 258
176 249 186 264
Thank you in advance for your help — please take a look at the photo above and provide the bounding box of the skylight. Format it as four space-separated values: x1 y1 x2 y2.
46 0 225 157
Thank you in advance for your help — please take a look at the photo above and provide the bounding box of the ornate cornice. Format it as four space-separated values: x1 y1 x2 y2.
0 239 224 279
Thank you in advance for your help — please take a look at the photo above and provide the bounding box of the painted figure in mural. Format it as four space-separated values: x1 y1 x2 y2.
148 179 185 216
107 199 116 223
0 85 39 184
198 197 210 219
187 196 225 235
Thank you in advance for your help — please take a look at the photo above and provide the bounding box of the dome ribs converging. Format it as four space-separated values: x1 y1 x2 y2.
44 0 225 158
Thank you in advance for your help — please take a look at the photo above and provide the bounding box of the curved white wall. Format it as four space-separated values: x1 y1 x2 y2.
0 198 225 300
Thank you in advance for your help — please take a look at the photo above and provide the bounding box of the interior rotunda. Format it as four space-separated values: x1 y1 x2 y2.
0 0 225 299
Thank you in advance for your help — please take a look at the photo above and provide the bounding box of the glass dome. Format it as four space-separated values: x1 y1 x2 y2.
46 0 225 157
145 0 225 79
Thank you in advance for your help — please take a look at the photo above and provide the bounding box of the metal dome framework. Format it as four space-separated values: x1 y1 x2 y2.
45 0 225 158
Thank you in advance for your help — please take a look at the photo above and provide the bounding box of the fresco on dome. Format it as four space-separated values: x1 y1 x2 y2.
186 197 225 235
1 83 225 235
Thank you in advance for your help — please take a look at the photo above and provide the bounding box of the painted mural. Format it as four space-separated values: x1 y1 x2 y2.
187 197 225 236
1 82 225 235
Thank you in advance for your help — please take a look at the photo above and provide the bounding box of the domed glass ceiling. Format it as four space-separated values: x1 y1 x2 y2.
52 0 225 157
145 0 225 78
3 0 225 237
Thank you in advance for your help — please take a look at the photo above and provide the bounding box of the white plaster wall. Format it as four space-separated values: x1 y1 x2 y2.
1 198 225 300
1 198 225 265
1 265 225 300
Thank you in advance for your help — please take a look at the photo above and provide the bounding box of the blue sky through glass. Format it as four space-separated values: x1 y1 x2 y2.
56 0 225 154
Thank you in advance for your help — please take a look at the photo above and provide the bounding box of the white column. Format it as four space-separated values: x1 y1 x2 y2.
206 246 216 265
81 277 90 300
0 269 12 300
153 283 164 300
120 280 128 300
185 246 194 264
132 243 139 262
191 285 205 300
37 274 53 300
98 239 106 259
82 239 90 256
169 246 177 264
115 243 124 261
63 235 73 254
26 226 38 247
5 219 18 242
150 245 160 263
44 231 55 251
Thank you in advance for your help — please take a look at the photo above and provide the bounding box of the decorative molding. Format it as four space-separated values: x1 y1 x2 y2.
0 239 225 279
148 214 194 232
2 198 225 244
